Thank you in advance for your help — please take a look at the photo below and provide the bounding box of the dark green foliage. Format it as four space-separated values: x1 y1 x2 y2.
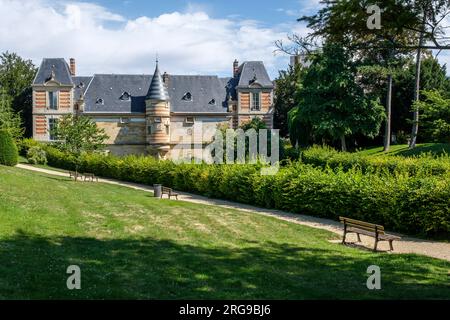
41 145 450 238
301 145 450 176
0 129 18 166
415 90 450 143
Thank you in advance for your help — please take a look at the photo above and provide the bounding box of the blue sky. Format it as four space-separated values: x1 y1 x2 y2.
2 0 449 78
0 0 321 78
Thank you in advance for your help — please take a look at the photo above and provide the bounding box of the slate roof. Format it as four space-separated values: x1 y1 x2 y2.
36 59 272 114
72 76 93 100
33 58 73 86
83 74 151 113
167 75 229 113
236 61 274 88
146 62 169 101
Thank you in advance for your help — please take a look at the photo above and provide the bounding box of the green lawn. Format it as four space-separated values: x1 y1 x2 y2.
357 143 450 157
0 166 449 299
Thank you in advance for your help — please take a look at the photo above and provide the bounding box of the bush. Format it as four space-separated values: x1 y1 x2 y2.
0 130 18 166
18 138 42 156
41 146 450 238
301 145 450 176
26 146 47 165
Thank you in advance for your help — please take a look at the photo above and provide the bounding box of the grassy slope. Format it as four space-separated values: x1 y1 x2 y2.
0 166 449 299
357 143 450 157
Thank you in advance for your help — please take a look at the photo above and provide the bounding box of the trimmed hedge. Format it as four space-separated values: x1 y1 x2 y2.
41 145 450 238
301 145 450 176
0 130 18 166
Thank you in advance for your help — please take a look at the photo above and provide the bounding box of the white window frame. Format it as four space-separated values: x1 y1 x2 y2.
48 117 58 141
250 92 261 111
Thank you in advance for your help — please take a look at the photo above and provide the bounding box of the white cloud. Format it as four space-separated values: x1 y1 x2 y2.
0 0 306 78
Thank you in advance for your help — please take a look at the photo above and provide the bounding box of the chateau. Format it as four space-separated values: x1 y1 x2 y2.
32 58 274 158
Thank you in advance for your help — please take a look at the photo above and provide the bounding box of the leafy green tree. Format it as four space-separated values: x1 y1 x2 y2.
0 87 24 142
289 43 385 151
52 114 109 155
273 64 305 137
414 90 450 142
0 52 37 137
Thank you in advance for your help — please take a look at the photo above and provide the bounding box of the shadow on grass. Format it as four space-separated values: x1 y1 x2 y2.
395 143 450 157
0 230 448 300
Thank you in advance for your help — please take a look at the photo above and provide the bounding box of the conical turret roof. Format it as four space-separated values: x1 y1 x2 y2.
146 61 169 101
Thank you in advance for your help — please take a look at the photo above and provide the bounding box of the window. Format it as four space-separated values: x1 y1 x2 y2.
148 126 152 134
48 118 58 141
96 98 104 105
48 91 58 110
182 92 192 101
154 117 161 123
185 116 194 124
209 98 216 105
251 92 260 111
120 92 131 100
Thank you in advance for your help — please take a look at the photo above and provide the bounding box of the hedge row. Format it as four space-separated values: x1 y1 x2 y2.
301 145 450 176
42 146 450 238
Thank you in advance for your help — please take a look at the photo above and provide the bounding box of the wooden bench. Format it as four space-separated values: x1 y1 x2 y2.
69 171 82 181
161 186 179 200
339 217 401 251
83 173 98 182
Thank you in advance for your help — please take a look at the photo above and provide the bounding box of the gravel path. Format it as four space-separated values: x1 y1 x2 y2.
16 163 450 261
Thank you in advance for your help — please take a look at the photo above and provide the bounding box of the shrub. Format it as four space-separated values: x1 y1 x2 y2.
301 145 450 176
0 130 18 166
40 147 450 238
18 138 42 156
26 146 47 165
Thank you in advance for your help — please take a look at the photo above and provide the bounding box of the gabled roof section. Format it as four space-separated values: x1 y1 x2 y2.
167 75 229 113
146 62 169 101
236 61 273 89
33 58 73 86
83 74 151 113
72 76 93 100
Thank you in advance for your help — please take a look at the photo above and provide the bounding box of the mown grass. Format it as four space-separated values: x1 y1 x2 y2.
0 166 449 299
357 143 450 157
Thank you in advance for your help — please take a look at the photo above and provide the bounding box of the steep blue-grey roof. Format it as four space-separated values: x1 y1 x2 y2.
236 61 273 88
83 74 151 113
72 76 93 100
167 75 229 113
33 58 73 86
146 63 169 101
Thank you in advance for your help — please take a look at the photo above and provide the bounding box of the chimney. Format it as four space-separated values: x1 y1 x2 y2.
69 58 76 76
162 72 169 86
233 59 239 77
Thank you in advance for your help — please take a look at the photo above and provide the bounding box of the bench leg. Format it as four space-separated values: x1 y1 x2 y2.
389 240 394 251
342 230 347 244
175 195 178 200
356 233 361 242
374 239 378 251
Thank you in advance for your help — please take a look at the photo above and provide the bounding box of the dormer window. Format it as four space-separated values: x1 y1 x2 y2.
96 98 104 105
77 82 85 89
120 92 131 101
182 92 192 101
185 116 194 124
209 98 216 105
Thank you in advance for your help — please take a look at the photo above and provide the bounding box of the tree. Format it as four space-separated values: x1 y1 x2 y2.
415 90 450 142
0 129 19 166
273 64 305 137
52 114 109 155
289 43 385 151
0 52 37 137
0 87 24 142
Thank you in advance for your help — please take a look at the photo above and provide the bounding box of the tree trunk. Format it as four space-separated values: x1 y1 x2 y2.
340 135 347 152
410 14 426 149
384 74 393 152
